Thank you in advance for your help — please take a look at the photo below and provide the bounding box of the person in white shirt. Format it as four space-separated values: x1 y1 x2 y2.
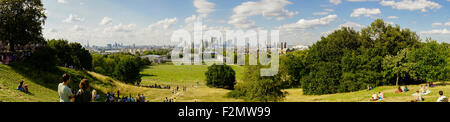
58 74 74 102
437 91 448 102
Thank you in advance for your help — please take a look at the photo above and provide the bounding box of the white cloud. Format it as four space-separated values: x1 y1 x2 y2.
193 0 215 17
445 22 450 26
104 24 137 33
330 0 342 5
350 8 381 18
313 9 335 16
148 17 178 30
57 0 67 4
387 16 399 19
324 9 334 12
185 15 200 23
380 0 441 12
63 14 84 23
71 25 85 31
100 17 113 25
229 0 298 29
347 0 379 2
432 22 442 27
279 14 338 31
421 29 450 35
313 12 329 16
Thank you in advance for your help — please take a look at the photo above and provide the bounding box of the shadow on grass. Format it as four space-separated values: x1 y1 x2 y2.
141 74 156 77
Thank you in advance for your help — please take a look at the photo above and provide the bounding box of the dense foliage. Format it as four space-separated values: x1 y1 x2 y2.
92 53 149 84
47 39 92 70
26 39 92 71
297 19 449 95
205 64 236 90
277 50 308 88
142 49 171 56
228 65 285 102
0 0 47 51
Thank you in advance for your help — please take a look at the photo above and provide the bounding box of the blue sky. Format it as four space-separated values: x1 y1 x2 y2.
42 0 450 46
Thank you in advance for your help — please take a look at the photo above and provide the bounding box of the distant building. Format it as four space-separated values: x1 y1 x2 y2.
140 55 167 64
292 45 308 50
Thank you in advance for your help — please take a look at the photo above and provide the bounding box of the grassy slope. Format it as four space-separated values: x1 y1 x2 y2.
0 65 58 102
1 62 448 102
0 63 173 102
284 83 450 102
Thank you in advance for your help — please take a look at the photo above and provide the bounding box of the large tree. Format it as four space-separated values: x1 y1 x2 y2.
0 0 46 51
382 48 412 86
407 39 449 83
302 19 422 95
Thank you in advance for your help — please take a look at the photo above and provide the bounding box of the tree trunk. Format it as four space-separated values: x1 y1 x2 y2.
396 75 399 86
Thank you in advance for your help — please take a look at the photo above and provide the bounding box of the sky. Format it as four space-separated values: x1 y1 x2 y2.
42 0 450 46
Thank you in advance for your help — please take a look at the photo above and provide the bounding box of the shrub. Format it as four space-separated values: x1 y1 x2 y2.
205 64 236 90
228 65 285 102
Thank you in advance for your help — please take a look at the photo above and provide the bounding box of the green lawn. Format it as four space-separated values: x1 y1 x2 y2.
141 64 450 102
1 62 448 102
140 63 244 86
284 83 450 102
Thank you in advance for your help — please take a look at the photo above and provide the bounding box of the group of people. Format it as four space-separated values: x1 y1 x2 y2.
171 85 187 95
0 52 32 65
395 85 409 93
0 42 42 65
58 74 96 102
140 83 171 89
105 91 147 102
57 73 149 102
368 83 448 102
164 97 176 102
17 80 29 93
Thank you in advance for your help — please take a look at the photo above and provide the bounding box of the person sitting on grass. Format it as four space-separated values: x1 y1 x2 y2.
23 84 29 93
403 85 408 92
74 79 93 102
378 92 384 100
437 91 448 102
58 74 74 102
92 90 98 101
429 82 435 88
370 93 378 101
367 85 373 91
395 87 403 93
17 80 24 91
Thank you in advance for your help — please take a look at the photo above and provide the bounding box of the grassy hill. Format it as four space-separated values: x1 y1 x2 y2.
1 62 448 102
0 63 173 102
